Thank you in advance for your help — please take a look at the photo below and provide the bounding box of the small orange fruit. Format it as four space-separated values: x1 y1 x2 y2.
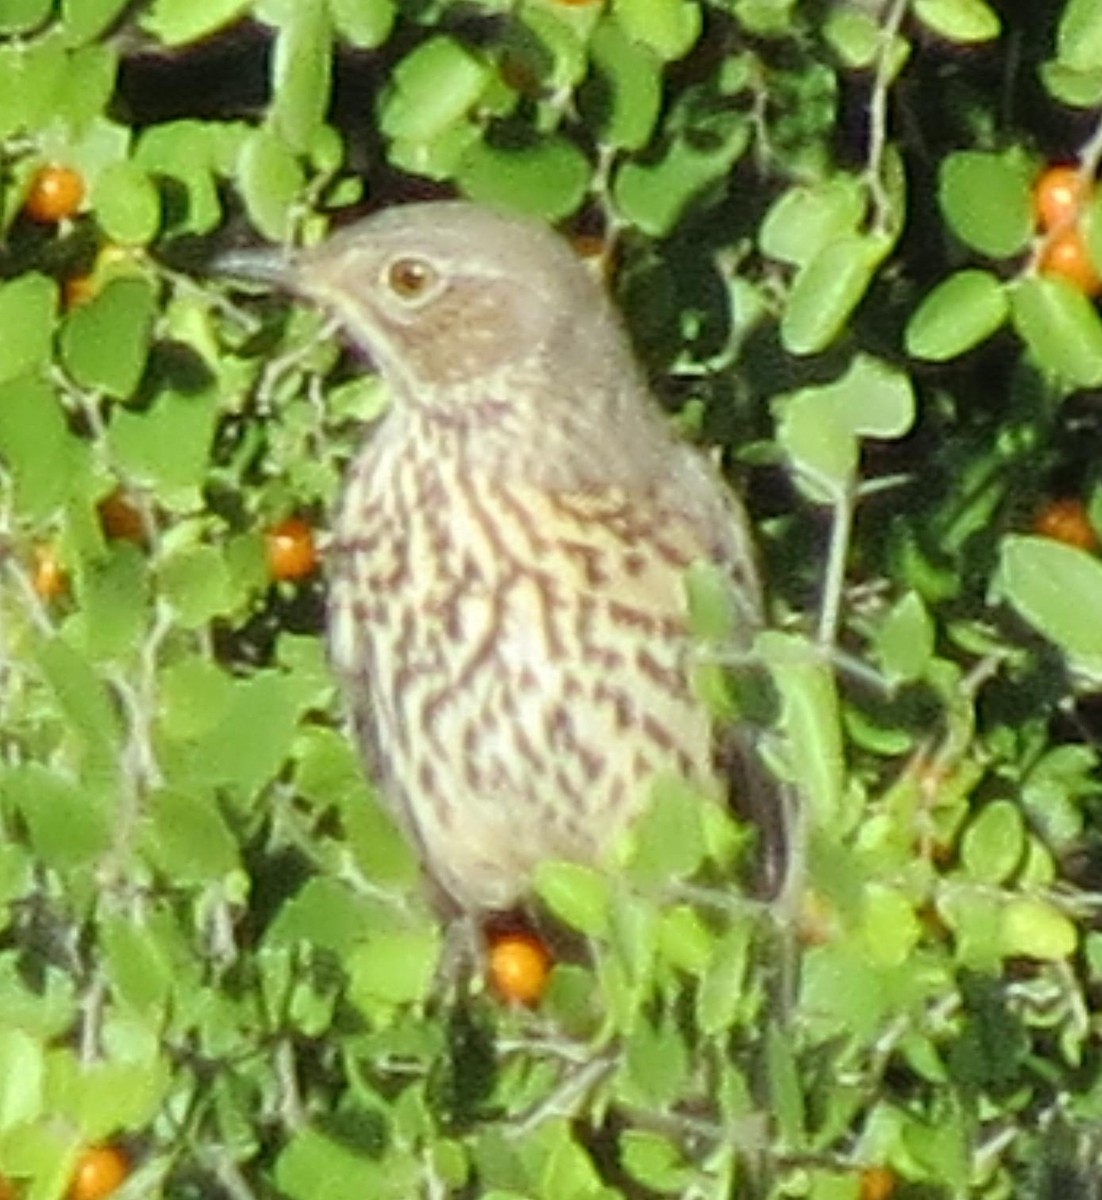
23 164 85 224
265 516 319 582
487 929 552 1006
67 1145 129 1200
1037 225 1102 296
1033 164 1090 233
31 544 67 601
859 1165 897 1200
1033 497 1100 553
98 490 146 544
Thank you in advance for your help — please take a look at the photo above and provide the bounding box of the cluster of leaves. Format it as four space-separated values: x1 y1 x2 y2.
2 0 1102 1198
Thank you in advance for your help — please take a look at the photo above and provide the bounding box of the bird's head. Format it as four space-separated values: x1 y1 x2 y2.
222 202 631 419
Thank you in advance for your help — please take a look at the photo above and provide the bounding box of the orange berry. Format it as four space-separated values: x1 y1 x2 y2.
859 1165 897 1200
265 516 319 582
0 1172 17 1200
98 490 146 544
23 164 85 224
1033 497 1100 553
67 1145 129 1200
1038 225 1102 296
1033 164 1090 233
31 544 67 601
487 929 552 1006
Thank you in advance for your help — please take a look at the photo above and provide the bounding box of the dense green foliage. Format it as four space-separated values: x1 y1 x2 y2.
2 1 1102 1197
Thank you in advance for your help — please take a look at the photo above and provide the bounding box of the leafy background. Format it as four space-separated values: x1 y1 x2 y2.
2 0 1102 1197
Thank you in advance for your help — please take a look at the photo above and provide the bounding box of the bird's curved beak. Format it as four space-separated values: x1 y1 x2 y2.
214 246 298 290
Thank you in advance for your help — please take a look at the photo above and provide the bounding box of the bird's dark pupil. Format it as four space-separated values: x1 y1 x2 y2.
389 257 432 298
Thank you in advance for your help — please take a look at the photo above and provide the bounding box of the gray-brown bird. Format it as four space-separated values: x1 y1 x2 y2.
229 202 772 913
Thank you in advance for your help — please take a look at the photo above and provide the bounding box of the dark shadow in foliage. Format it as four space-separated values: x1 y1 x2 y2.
427 1001 498 1133
242 843 316 941
316 1106 389 1160
113 21 271 127
947 972 1029 1096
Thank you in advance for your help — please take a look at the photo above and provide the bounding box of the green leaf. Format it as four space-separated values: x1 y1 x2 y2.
158 655 236 742
0 273 56 384
0 1029 44 1132
619 1130 692 1193
858 885 922 968
583 17 663 151
905 270 1009 360
1057 0 1102 73
457 133 590 222
612 0 701 61
623 1015 689 1106
52 43 117 130
144 789 241 884
347 924 441 1008
0 37 65 141
0 374 86 519
91 159 162 245
538 1121 606 1198
782 233 890 355
237 125 305 243
135 121 228 236
999 898 1078 961
44 1052 171 1140
995 535 1102 675
4 763 113 870
1009 274 1102 389
60 0 131 45
1040 60 1102 108
960 801 1025 885
533 861 612 936
758 632 845 829
938 150 1033 258
158 544 234 627
71 542 149 662
139 0 251 45
913 0 1000 43
0 0 50 35
825 8 909 72
622 775 707 885
613 117 750 236
34 636 123 763
107 382 219 500
159 670 307 796
874 591 934 686
765 1020 806 1147
267 878 374 955
329 0 394 48
696 922 752 1035
99 913 173 1017
658 904 712 975
270 3 332 152
379 36 492 143
773 354 914 497
759 177 867 268
59 276 157 399
277 1128 422 1200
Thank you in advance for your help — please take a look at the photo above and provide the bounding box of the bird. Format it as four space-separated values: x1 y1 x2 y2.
224 201 775 914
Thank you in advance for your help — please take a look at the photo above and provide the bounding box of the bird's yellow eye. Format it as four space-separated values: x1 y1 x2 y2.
385 255 437 300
